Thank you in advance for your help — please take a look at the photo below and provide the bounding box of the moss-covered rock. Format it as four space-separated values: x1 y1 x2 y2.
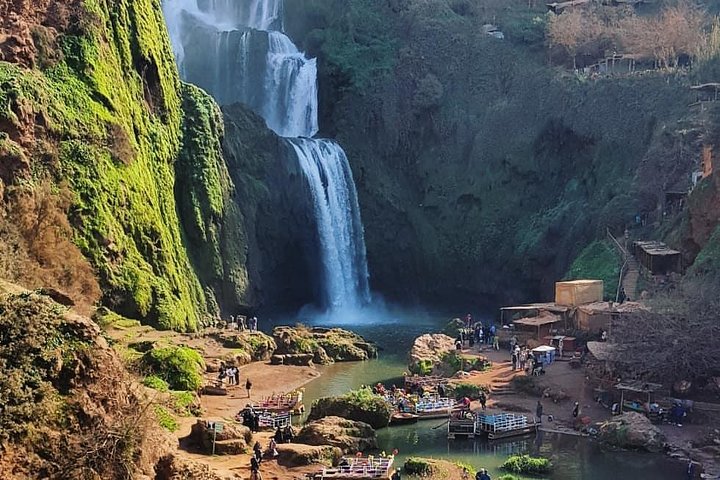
276 443 342 467
598 412 666 452
141 345 205 391
273 325 377 364
408 333 456 375
403 457 475 479
308 389 394 429
296 416 377 454
501 455 552 475
211 330 277 364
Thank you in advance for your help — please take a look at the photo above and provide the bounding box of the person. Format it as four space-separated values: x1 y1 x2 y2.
618 287 627 304
240 316 247 331
572 401 580 418
601 329 608 342
511 351 518 371
268 438 279 458
461 466 470 479
274 426 283 443
687 459 696 479
253 441 262 462
476 468 491 480
246 378 253 398
478 391 487 410
438 383 447 398
455 338 463 351
558 338 564 358
510 335 517 352
391 468 402 480
465 313 472 328
250 455 262 480
218 363 227 384
536 400 544 423
251 316 258 331
234 366 241 386
283 424 294 443
519 348 527 371
493 334 499 350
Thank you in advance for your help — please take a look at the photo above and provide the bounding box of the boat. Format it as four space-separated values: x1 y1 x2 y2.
414 397 454 419
475 412 538 440
390 412 419 425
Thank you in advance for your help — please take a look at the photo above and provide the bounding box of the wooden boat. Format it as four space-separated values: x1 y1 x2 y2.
475 412 538 440
390 412 419 425
414 397 454 419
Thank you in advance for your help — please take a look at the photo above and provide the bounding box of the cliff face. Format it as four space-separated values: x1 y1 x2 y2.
286 0 706 306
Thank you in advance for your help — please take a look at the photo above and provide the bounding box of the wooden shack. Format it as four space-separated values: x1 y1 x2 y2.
555 280 604 306
512 312 562 341
576 301 645 332
631 241 682 275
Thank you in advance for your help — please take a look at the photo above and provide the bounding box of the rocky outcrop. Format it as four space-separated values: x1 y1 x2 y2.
273 325 377 365
210 330 277 364
271 353 314 366
296 416 377 453
408 333 456 374
187 420 252 455
307 390 394 429
598 412 666 452
276 444 342 467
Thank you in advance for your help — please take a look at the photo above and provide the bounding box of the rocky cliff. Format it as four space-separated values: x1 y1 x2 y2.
286 0 715 306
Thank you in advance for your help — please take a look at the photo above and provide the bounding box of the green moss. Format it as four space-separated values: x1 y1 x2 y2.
565 240 621 299
404 458 433 476
93 307 142 329
0 0 209 331
450 383 488 400
171 390 200 416
154 405 179 432
308 388 394 429
142 374 169 392
142 346 205 391
501 455 552 474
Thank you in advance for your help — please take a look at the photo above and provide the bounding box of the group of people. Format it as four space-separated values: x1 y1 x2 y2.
240 406 263 433
455 316 500 350
227 314 259 331
218 364 253 396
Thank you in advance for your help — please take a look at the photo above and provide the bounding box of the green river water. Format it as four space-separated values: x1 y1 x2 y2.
269 305 684 480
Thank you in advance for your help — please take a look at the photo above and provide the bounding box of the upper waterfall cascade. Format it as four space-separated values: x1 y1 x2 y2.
162 0 370 309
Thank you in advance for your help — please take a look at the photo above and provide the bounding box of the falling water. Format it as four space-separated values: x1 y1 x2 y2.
163 0 370 309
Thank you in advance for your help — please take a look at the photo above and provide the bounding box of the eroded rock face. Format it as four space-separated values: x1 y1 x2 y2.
210 330 277 364
598 412 666 452
273 325 377 364
408 333 456 374
187 420 252 455
296 416 377 453
276 443 342 467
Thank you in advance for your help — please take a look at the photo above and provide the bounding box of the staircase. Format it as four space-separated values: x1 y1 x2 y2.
621 256 639 301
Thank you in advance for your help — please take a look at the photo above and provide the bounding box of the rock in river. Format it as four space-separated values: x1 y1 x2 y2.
598 412 666 452
296 416 377 453
408 333 456 374
273 325 377 364
308 390 394 429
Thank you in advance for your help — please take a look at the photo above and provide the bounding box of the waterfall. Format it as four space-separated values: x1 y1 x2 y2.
163 0 370 309
289 138 371 309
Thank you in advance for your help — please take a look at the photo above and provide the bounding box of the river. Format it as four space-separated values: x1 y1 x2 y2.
268 304 685 480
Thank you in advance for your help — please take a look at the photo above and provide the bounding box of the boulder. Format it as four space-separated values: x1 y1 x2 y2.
598 412 666 452
408 333 456 374
273 325 377 364
442 318 465 338
270 353 314 366
307 390 394 429
187 420 252 455
276 443 342 467
209 331 277 364
296 416 377 453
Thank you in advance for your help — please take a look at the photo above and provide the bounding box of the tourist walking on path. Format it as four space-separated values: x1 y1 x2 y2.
493 334 499 350
476 468 491 480
250 455 262 480
246 378 253 398
509 335 517 352
478 391 487 410
511 351 518 371
572 401 580 418
536 400 544 423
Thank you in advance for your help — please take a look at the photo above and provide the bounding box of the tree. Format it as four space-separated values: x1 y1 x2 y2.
610 272 720 385
547 10 584 68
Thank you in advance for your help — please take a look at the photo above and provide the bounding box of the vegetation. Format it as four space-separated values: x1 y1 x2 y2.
154 405 179 432
612 271 720 384
141 346 205 391
142 374 170 392
450 382 489 400
308 388 394 428
565 240 620 299
501 454 552 474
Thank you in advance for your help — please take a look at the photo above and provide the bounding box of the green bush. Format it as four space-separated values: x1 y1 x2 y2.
501 455 552 474
171 390 201 416
414 359 433 375
403 457 432 476
142 346 205 391
450 383 488 400
154 405 178 432
498 475 521 480
142 374 169 392
308 388 394 428
565 240 620 300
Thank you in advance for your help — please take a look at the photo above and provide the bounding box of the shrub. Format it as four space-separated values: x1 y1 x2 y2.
142 374 169 392
501 455 552 474
308 388 394 428
450 383 488 400
154 405 178 432
498 475 521 480
172 390 201 416
142 346 205 391
404 457 432 476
